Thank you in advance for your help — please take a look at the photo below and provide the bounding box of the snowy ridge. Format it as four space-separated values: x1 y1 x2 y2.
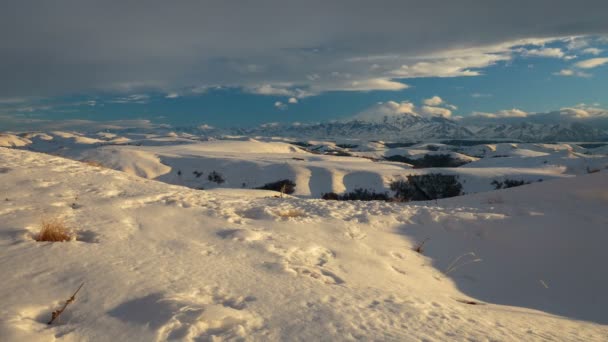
0 147 607 341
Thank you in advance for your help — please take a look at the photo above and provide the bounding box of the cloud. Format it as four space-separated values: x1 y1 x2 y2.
390 52 510 78
288 97 298 104
574 57 608 69
553 69 591 77
471 93 493 98
354 97 457 121
110 94 150 104
165 92 179 99
248 84 295 96
274 101 288 110
2 1 608 98
353 101 418 121
472 108 528 118
582 47 603 55
520 47 565 58
423 96 443 106
558 105 608 118
421 105 452 118
463 104 608 128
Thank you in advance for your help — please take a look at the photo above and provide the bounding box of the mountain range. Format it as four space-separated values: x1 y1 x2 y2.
228 114 608 142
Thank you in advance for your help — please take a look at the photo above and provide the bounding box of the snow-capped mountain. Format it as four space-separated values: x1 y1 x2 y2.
469 122 608 142
237 115 473 141
236 114 608 142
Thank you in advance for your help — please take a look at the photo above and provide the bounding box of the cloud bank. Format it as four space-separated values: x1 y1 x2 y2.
1 0 608 99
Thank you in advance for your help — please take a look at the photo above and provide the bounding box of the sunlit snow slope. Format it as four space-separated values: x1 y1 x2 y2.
0 148 607 341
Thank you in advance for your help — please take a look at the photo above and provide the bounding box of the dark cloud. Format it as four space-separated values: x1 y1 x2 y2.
1 0 608 97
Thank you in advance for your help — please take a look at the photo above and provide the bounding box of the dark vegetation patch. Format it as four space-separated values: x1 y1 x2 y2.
322 188 390 201
385 154 470 168
322 174 463 202
207 171 225 184
290 141 313 148
441 139 520 146
491 179 530 189
390 174 463 201
383 142 418 148
256 179 296 194
335 143 358 149
578 143 608 149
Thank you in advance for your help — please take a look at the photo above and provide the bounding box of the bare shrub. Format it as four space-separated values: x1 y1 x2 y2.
36 218 74 242
82 160 104 168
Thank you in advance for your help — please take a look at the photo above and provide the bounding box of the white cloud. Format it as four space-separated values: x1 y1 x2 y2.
198 124 214 130
288 97 298 104
471 93 492 98
472 109 528 118
391 53 510 78
248 84 295 96
354 98 458 121
582 48 603 55
314 78 409 92
353 101 418 122
110 94 150 104
559 105 608 118
521 47 565 58
421 105 452 118
165 92 179 99
423 96 443 106
553 69 591 77
574 57 608 69
274 101 287 110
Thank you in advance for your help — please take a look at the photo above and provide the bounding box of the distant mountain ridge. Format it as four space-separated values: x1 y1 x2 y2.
230 114 608 142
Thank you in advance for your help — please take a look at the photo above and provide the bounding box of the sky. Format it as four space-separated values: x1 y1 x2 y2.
1 0 608 129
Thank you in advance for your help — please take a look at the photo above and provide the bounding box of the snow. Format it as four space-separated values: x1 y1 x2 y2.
5 132 607 200
0 147 607 341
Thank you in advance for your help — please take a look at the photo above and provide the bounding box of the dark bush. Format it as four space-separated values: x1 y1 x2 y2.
336 143 358 149
321 192 340 200
322 188 390 201
383 142 418 148
327 150 353 156
390 174 463 201
291 141 313 148
193 170 203 178
385 154 469 168
491 179 530 189
256 179 296 194
208 171 225 184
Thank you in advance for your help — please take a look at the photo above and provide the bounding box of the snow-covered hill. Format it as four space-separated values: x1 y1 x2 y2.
2 131 607 200
1 147 607 341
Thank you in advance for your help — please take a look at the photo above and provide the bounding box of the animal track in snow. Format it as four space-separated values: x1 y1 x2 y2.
270 245 345 285
109 288 262 342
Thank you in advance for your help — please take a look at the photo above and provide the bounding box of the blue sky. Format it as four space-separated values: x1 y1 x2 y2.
1 2 608 129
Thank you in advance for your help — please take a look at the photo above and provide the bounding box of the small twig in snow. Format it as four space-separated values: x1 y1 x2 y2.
48 283 84 325
414 238 430 254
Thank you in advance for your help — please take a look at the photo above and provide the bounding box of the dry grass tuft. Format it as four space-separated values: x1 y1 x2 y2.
277 209 306 218
82 160 104 168
36 218 74 242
